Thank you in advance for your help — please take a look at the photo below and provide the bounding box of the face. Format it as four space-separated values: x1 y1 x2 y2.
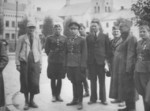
69 25 79 36
54 26 62 36
79 26 85 36
112 29 121 38
139 26 150 40
27 26 35 36
90 22 99 33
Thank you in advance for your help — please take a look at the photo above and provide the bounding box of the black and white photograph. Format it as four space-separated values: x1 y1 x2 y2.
0 0 150 111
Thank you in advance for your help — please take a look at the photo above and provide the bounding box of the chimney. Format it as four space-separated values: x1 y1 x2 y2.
65 0 70 6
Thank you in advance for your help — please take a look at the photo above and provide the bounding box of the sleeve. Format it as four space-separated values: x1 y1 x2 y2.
81 38 87 68
44 37 50 56
126 36 137 73
38 37 42 65
15 36 23 66
0 41 9 72
105 35 112 64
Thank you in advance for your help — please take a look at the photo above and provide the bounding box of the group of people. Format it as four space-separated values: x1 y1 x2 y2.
0 18 150 111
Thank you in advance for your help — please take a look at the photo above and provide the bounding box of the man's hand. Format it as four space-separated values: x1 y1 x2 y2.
16 65 20 72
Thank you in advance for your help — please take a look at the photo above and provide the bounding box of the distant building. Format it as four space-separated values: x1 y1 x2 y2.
58 0 136 38
0 0 26 40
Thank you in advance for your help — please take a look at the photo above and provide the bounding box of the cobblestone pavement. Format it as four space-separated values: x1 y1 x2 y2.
3 55 144 111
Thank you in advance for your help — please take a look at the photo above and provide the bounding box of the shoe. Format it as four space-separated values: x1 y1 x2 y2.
118 102 125 107
111 99 121 103
66 101 78 106
57 96 63 102
83 92 89 97
101 101 108 105
77 102 83 110
52 96 57 102
88 101 96 105
24 103 29 110
29 101 38 108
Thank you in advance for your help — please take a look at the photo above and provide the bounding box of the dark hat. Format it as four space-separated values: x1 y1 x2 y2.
79 23 85 29
53 24 61 28
112 26 120 30
68 22 80 28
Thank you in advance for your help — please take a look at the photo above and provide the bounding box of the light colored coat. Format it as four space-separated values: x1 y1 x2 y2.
15 33 42 66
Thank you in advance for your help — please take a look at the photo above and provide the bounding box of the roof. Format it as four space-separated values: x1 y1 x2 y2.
58 2 91 17
4 3 26 11
99 9 135 21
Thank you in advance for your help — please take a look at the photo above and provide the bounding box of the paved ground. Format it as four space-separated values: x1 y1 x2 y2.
3 54 144 111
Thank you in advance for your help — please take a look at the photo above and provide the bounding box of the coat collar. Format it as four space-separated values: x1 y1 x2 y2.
24 33 38 45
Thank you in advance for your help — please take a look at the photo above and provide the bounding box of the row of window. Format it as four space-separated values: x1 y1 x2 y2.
5 33 15 40
5 21 17 27
94 6 111 13
4 14 24 18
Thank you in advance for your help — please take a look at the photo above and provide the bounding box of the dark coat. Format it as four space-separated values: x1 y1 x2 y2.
65 36 87 81
0 40 8 107
86 33 111 80
45 35 66 79
86 33 111 65
110 34 137 101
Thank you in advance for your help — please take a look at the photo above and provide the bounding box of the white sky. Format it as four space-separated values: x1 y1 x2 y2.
10 0 136 11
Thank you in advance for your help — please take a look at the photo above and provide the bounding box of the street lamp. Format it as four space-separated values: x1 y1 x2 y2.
15 0 18 49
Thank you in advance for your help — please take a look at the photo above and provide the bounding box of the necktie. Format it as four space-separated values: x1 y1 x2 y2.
29 35 33 50
94 32 97 41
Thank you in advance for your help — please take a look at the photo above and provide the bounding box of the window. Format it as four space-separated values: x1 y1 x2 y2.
105 6 108 12
4 0 7 3
39 25 43 29
98 6 100 13
12 21 15 27
12 33 15 39
5 33 10 40
95 6 97 13
6 21 9 27
108 7 111 12
106 23 109 28
86 21 89 27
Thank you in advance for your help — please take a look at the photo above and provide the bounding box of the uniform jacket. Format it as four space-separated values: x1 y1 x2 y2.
135 38 150 73
66 36 87 67
15 33 42 66
45 35 66 64
0 40 8 107
86 33 111 65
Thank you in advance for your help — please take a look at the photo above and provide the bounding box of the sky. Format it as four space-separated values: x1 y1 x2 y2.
10 0 136 11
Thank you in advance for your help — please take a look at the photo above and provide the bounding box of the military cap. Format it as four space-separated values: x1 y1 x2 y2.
27 22 36 28
79 23 85 29
68 22 80 28
112 26 120 30
53 24 61 28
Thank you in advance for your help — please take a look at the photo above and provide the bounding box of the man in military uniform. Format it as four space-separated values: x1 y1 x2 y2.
0 39 8 108
86 19 111 105
45 24 66 102
66 22 87 110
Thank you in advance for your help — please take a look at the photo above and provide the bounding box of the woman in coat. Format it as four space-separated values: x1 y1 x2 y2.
109 26 125 107
134 25 150 111
0 40 8 108
45 24 66 102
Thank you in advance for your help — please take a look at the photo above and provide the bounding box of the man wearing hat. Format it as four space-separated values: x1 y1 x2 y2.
66 22 87 110
16 22 42 110
86 19 111 105
45 24 66 102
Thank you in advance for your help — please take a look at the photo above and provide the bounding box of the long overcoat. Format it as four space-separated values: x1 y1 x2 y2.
0 40 8 107
45 35 66 79
109 34 137 101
